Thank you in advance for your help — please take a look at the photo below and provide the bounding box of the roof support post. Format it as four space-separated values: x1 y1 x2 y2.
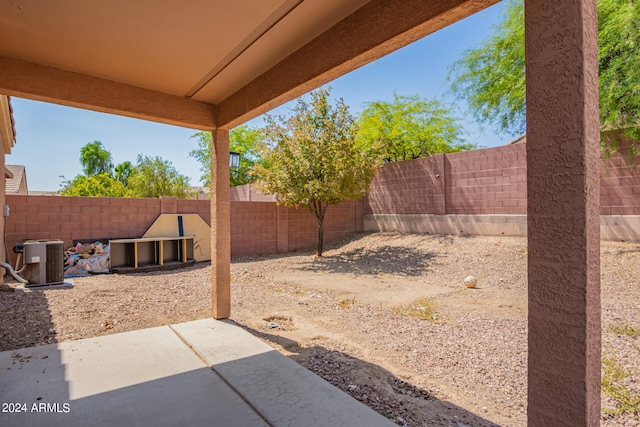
211 129 231 319
0 130 5 284
525 0 601 424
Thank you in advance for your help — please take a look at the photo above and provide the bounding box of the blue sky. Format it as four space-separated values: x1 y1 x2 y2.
9 2 510 192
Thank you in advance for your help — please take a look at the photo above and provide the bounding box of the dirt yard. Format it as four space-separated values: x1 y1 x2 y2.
1 232 639 426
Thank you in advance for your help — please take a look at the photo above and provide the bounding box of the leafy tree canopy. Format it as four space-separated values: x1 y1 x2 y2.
253 88 379 256
189 125 265 188
59 173 126 197
599 0 640 136
357 94 474 162
448 0 640 141
62 143 192 198
80 141 114 176
114 161 136 186
126 155 193 199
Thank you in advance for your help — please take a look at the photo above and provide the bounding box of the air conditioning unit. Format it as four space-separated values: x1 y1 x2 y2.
21 240 64 286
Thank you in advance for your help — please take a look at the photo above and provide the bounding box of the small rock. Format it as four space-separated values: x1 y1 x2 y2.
464 275 478 289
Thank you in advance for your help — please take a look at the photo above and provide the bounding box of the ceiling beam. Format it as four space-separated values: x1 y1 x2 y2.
0 56 217 130
216 0 498 129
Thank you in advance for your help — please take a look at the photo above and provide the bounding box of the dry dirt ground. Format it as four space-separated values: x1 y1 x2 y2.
1 232 639 426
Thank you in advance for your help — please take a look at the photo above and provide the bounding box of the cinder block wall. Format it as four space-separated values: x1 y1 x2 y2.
286 200 362 252
229 184 276 202
445 144 526 214
366 144 527 215
600 138 640 215
4 195 363 263
365 155 445 215
230 201 278 256
177 199 211 226
6 138 639 262
229 199 364 256
5 195 161 264
367 140 640 217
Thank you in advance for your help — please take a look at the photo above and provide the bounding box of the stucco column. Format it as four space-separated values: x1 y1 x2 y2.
525 0 600 425
0 142 5 284
211 129 231 319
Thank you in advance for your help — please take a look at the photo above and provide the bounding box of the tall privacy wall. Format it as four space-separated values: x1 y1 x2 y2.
5 138 639 259
4 195 363 264
365 138 640 240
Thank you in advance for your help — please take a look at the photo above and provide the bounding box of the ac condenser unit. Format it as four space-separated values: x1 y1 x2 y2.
22 240 64 286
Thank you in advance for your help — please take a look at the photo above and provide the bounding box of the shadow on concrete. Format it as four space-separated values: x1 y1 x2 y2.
298 245 436 277
0 337 68 427
0 343 266 427
0 285 59 352
236 322 501 427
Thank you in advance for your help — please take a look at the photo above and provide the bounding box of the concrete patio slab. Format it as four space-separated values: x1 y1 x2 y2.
0 325 267 427
1 319 394 426
172 319 395 427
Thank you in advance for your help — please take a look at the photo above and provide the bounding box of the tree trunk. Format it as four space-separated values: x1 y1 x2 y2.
317 218 323 257
312 200 328 257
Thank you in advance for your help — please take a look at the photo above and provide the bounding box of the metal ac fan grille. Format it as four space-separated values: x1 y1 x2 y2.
46 243 64 284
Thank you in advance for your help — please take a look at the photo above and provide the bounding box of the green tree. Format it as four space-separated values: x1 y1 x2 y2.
114 161 136 186
190 125 265 187
80 141 114 176
599 0 640 141
59 173 126 197
358 94 473 162
126 155 193 199
448 0 640 141
254 88 379 257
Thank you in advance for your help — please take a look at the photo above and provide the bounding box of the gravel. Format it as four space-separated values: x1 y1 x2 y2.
1 232 638 426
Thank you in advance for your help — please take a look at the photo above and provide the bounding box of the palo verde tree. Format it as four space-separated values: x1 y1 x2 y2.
126 155 193 199
357 94 473 162
189 125 265 187
448 0 640 145
254 88 379 257
598 0 640 146
61 142 192 198
60 173 126 197
61 140 122 196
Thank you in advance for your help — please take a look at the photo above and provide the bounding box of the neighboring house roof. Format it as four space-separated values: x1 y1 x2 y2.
0 95 16 154
5 164 28 195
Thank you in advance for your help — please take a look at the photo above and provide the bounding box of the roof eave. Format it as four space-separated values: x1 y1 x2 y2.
0 94 16 154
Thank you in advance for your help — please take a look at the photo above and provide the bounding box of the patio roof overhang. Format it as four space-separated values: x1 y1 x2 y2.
0 0 497 130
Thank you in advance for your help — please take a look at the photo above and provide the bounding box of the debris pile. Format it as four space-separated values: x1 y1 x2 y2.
64 242 110 277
